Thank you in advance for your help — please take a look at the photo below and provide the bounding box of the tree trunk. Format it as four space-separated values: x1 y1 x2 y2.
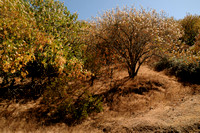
128 66 137 78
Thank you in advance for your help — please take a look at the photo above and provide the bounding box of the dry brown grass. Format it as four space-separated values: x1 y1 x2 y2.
0 65 200 132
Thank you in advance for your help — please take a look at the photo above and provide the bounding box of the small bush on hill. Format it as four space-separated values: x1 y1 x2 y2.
154 57 172 71
154 57 200 83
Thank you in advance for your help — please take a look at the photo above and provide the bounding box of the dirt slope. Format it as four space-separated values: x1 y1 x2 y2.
0 65 200 133
75 65 200 133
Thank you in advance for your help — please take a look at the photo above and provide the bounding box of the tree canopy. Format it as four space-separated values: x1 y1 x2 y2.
0 0 88 85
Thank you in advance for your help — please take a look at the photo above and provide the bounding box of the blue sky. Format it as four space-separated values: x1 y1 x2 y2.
60 0 200 20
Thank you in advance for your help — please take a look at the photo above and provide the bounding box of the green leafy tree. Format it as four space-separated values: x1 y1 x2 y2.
0 0 101 124
27 0 88 79
29 0 86 58
0 0 88 85
0 0 48 84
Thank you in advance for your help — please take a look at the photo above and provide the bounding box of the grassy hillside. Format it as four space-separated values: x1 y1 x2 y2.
1 65 200 132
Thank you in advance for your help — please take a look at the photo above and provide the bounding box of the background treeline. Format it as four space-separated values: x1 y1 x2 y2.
155 14 200 83
1 0 200 125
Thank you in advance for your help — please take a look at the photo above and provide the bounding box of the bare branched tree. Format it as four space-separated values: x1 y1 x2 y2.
88 7 182 78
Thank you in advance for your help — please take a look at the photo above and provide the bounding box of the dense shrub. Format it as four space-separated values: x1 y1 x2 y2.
154 57 200 83
154 57 172 71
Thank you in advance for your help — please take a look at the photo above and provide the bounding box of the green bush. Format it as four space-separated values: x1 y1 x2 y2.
40 77 103 125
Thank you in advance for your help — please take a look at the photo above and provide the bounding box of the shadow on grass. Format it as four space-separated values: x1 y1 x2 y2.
0 80 46 102
0 75 163 127
97 76 162 108
0 78 103 126
27 92 103 126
